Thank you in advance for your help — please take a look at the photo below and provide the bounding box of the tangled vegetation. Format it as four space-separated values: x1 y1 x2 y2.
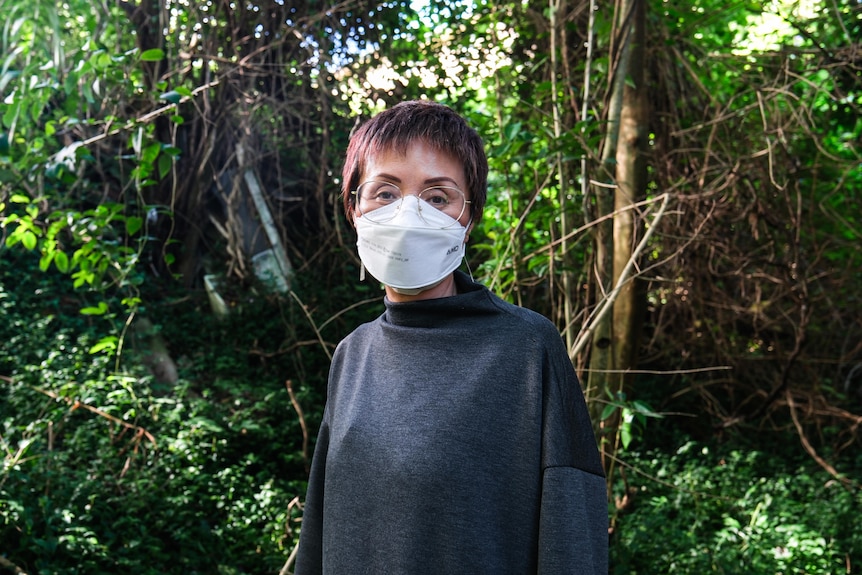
1 0 860 573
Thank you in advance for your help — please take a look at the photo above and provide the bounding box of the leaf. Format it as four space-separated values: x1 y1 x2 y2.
30 99 45 124
89 336 118 354
21 229 38 250
82 80 94 104
3 100 21 133
188 417 224 433
621 425 633 449
39 250 54 271
80 301 109 315
159 90 182 104
54 250 70 273
600 403 618 421
158 152 172 179
142 142 161 164
126 216 143 236
95 52 112 70
0 67 20 95
140 48 165 62
121 296 142 309
504 121 523 141
633 400 664 418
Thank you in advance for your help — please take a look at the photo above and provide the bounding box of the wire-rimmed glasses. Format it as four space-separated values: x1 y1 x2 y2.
353 181 470 228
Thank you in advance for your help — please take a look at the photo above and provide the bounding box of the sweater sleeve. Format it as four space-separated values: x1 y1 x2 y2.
537 330 608 574
538 466 608 574
292 410 330 575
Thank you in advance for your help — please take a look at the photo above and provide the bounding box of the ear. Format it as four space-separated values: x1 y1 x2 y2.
464 221 474 244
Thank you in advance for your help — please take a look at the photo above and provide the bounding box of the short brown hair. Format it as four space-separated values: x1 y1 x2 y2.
341 100 488 224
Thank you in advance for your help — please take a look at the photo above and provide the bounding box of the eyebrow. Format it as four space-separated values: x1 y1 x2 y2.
371 173 461 187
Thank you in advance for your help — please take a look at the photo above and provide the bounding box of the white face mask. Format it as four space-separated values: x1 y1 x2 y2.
354 196 469 295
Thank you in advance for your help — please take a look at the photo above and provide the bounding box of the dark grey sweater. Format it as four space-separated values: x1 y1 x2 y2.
294 272 607 574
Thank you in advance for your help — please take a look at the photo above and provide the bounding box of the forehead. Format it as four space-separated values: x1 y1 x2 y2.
362 140 466 182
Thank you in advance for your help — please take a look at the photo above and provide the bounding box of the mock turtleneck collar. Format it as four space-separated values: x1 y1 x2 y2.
382 271 494 328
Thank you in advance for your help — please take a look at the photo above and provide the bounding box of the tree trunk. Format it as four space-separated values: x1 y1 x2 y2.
611 0 648 394
549 0 577 351
586 0 631 421
587 0 648 469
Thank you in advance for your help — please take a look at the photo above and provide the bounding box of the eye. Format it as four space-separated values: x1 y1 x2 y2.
421 187 452 207
364 182 401 203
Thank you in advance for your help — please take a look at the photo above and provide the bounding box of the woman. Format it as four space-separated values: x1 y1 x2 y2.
294 100 607 574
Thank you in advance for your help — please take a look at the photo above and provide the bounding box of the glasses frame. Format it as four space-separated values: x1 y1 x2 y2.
352 180 472 228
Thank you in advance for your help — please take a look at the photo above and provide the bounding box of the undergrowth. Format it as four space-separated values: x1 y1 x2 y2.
611 439 862 574
2 249 859 574
0 251 338 574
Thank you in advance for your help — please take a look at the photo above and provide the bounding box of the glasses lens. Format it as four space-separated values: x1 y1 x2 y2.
354 181 468 227
419 186 467 224
356 182 403 222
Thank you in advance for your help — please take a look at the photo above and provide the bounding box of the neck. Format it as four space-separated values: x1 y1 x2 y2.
385 274 458 302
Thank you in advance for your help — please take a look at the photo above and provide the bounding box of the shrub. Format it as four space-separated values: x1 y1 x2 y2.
611 440 862 574
0 252 323 574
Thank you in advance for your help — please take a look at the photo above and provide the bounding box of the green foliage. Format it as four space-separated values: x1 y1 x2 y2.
0 0 184 323
2 0 861 573
0 252 327 573
600 391 663 450
3 193 145 292
611 440 862 574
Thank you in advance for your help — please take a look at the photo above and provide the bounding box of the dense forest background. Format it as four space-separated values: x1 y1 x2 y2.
1 0 860 573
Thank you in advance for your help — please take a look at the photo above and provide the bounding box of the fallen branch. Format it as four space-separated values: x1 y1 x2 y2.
570 192 671 358
278 496 304 575
67 79 220 154
0 555 28 574
289 291 332 361
32 386 157 448
286 380 309 473
786 389 855 491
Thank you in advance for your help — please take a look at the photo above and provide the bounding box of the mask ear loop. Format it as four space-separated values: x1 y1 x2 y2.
463 256 474 284
352 201 366 283
462 218 474 283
